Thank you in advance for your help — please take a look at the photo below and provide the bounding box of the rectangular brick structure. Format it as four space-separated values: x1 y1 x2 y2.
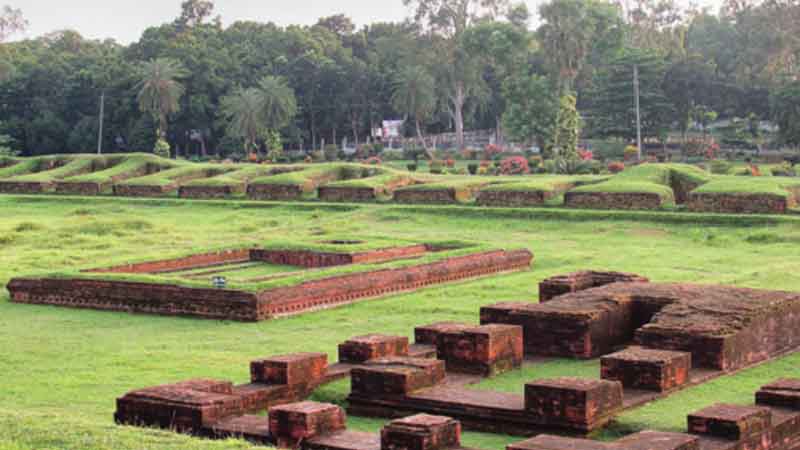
525 378 624 432
269 401 348 448
757 379 800 410
539 271 649 302
435 324 523 376
415 322 472 346
381 414 461 450
350 357 446 396
251 352 328 386
601 347 691 392
508 431 699 450
339 335 410 363
687 404 773 441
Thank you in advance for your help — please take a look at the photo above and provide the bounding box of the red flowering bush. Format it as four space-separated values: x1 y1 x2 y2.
363 156 382 165
479 159 492 168
445 158 456 168
607 161 625 173
749 164 762 176
499 156 530 175
578 149 594 161
705 142 720 160
484 144 503 160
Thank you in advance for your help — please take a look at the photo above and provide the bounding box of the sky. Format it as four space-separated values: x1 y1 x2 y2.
7 0 723 44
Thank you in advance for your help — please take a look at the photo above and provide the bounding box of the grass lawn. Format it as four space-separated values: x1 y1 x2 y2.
2 196 800 449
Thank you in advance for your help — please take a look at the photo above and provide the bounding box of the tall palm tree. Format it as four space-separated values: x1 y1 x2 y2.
258 76 298 132
219 87 266 154
391 66 436 148
135 58 188 139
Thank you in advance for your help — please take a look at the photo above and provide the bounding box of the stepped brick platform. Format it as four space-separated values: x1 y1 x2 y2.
435 324 523 377
113 183 179 197
601 347 691 392
394 188 462 204
510 379 800 450
247 183 305 200
8 244 532 322
476 190 556 207
539 271 649 302
564 192 665 211
0 181 51 194
340 335 411 363
179 184 246 199
481 273 800 371
687 192 794 215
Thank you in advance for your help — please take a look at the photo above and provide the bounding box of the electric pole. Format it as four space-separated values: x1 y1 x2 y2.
633 64 642 162
96 90 105 155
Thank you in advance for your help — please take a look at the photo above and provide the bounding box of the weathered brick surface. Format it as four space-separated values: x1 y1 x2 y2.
247 184 305 200
539 271 649 302
54 181 109 196
436 324 523 376
89 248 252 274
339 335 410 363
415 322 472 346
687 193 793 215
350 357 446 396
393 187 479 205
524 378 623 432
250 245 428 268
508 431 699 450
269 401 347 448
113 184 177 197
565 192 665 211
179 184 245 199
381 414 461 450
757 379 800 410
476 190 551 207
688 404 773 440
250 352 328 386
601 347 691 392
0 181 51 194
203 414 272 443
482 281 800 371
305 430 382 450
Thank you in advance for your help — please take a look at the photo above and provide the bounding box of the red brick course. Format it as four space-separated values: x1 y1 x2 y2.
179 184 246 199
435 324 523 377
601 347 691 392
381 415 461 450
269 401 347 448
564 192 666 210
539 271 649 302
339 335 410 363
524 378 623 432
687 193 793 215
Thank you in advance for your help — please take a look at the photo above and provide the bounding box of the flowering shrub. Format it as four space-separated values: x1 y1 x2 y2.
705 142 720 160
479 160 492 168
499 156 530 175
445 158 455 168
484 144 503 160
430 159 444 174
607 161 625 173
578 149 594 161
363 156 382 165
749 164 762 176
624 145 639 160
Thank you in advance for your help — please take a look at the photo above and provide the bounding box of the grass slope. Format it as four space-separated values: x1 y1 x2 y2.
61 154 176 185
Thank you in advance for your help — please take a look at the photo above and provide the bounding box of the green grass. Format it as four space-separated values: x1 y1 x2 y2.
0 155 74 180
3 196 800 448
118 164 233 187
61 154 176 184
693 176 800 197
248 164 346 187
8 156 113 183
479 175 606 193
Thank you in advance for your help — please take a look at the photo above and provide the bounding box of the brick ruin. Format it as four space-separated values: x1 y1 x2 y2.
482 272 800 371
687 192 795 215
564 191 666 211
7 245 533 321
476 190 558 207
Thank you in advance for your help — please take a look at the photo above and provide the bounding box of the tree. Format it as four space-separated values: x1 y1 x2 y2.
772 81 800 147
502 72 558 150
258 76 298 134
538 0 623 92
135 58 188 140
403 0 510 149
691 104 718 140
315 15 356 37
392 66 436 147
0 6 26 42
175 0 216 30
551 93 580 163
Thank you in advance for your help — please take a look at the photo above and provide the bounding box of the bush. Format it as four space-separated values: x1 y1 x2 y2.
324 144 339 161
406 163 418 172
153 138 171 159
311 150 325 162
543 159 557 174
445 158 456 168
381 149 405 160
429 160 444 174
363 156 382 165
607 161 625 173
499 156 530 175
771 163 795 177
484 144 503 160
710 160 733 175
623 145 639 160
374 142 385 154
357 144 374 159
477 166 489 175
467 163 478 175
528 155 543 170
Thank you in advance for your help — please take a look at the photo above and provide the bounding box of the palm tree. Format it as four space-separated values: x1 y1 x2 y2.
391 66 436 149
218 76 297 155
135 58 188 139
219 87 266 154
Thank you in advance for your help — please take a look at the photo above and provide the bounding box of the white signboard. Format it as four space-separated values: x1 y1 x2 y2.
382 120 404 139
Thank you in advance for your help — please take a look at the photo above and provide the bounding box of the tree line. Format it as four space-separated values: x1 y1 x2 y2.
0 0 798 158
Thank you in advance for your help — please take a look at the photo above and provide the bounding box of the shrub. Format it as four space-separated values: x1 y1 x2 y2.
477 166 489 175
607 161 625 173
578 149 594 161
445 158 456 168
357 144 374 159
153 138 171 159
543 159 557 174
406 163 418 172
429 160 444 174
623 145 639 161
467 163 479 175
311 150 325 162
710 160 732 175
528 155 543 169
362 156 382 165
479 160 492 168
324 144 339 161
484 144 503 160
771 163 795 177
381 149 405 160
499 156 530 175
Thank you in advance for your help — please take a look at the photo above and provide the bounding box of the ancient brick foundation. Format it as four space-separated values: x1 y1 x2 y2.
687 192 793 215
319 186 382 202
394 189 460 204
435 324 523 377
539 271 650 302
564 192 665 210
476 190 554 207
247 184 305 200
339 335 410 363
482 277 800 371
54 181 110 196
601 347 691 392
89 248 252 274
179 184 246 199
113 184 178 197
0 181 52 194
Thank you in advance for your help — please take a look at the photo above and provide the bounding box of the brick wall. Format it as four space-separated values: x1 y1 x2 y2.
687 193 791 214
565 192 665 210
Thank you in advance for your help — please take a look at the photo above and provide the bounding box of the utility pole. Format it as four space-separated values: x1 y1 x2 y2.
96 90 105 155
633 64 642 162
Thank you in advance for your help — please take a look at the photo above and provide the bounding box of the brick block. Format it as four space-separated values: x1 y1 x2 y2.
601 347 691 392
507 435 610 450
756 379 800 410
381 414 461 450
268 401 347 448
614 431 699 450
525 378 623 431
339 334 410 363
250 352 328 386
539 271 648 302
687 404 772 440
351 357 446 396
436 324 523 376
414 322 471 346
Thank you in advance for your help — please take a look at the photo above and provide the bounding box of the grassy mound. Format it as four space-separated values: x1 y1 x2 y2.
0 155 74 179
60 154 175 185
479 175 605 193
693 176 800 197
6 155 120 183
569 164 676 203
117 163 233 187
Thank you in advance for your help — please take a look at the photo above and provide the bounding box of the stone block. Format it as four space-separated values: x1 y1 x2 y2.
539 271 648 302
250 352 328 386
351 357 446 396
756 379 800 410
414 322 471 346
339 335 410 363
687 404 772 440
436 324 523 376
381 414 461 450
614 431 699 450
507 435 610 450
600 347 691 392
268 401 347 448
525 378 623 431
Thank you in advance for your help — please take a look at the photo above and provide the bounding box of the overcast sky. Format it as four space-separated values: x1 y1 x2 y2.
7 0 722 44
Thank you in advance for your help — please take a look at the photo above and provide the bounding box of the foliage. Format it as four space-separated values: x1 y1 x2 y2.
467 163 479 175
550 94 580 167
153 138 171 159
429 159 444 174
608 161 625 173
324 144 339 162
499 156 530 175
772 81 800 147
136 58 188 138
502 72 558 149
710 160 732 175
